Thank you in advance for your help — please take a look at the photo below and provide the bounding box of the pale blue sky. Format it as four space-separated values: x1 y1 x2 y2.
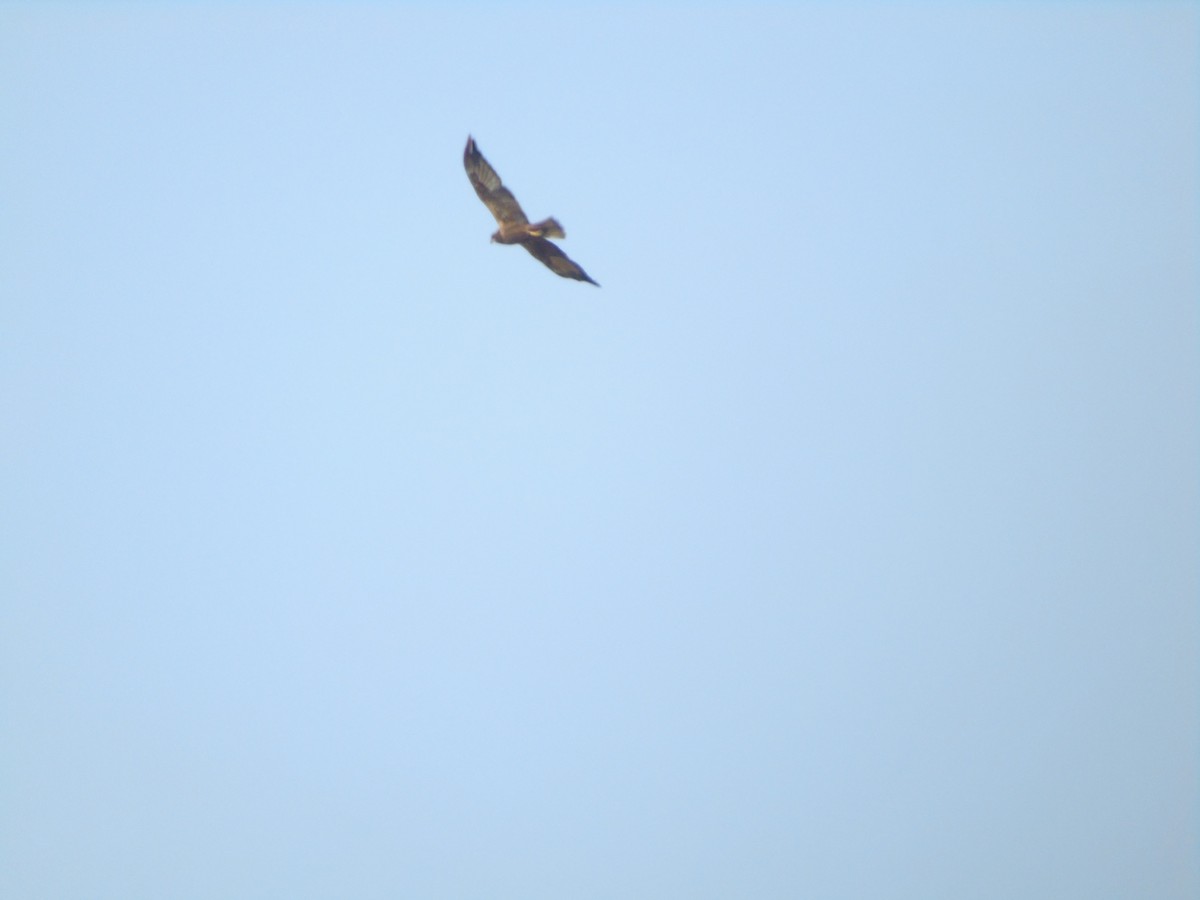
2 4 1197 898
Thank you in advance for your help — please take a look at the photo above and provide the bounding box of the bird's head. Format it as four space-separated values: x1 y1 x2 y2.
490 230 501 244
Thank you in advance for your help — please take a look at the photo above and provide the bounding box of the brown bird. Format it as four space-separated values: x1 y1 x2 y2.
463 136 599 286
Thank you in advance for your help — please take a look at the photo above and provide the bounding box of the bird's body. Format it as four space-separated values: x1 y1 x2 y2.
491 217 564 244
463 136 599 286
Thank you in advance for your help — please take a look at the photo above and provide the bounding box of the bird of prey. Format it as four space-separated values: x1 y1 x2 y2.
463 136 599 286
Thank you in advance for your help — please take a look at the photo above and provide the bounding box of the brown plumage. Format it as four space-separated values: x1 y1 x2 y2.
463 136 599 286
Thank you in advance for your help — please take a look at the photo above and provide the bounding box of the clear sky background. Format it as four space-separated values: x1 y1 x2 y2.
2 4 1197 898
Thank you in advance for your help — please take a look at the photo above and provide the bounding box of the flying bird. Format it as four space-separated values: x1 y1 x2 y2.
463 136 599 286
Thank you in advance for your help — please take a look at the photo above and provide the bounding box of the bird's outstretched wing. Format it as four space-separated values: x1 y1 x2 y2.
523 237 600 286
464 136 528 227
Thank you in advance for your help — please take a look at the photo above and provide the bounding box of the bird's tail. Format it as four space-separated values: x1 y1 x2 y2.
528 217 565 239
